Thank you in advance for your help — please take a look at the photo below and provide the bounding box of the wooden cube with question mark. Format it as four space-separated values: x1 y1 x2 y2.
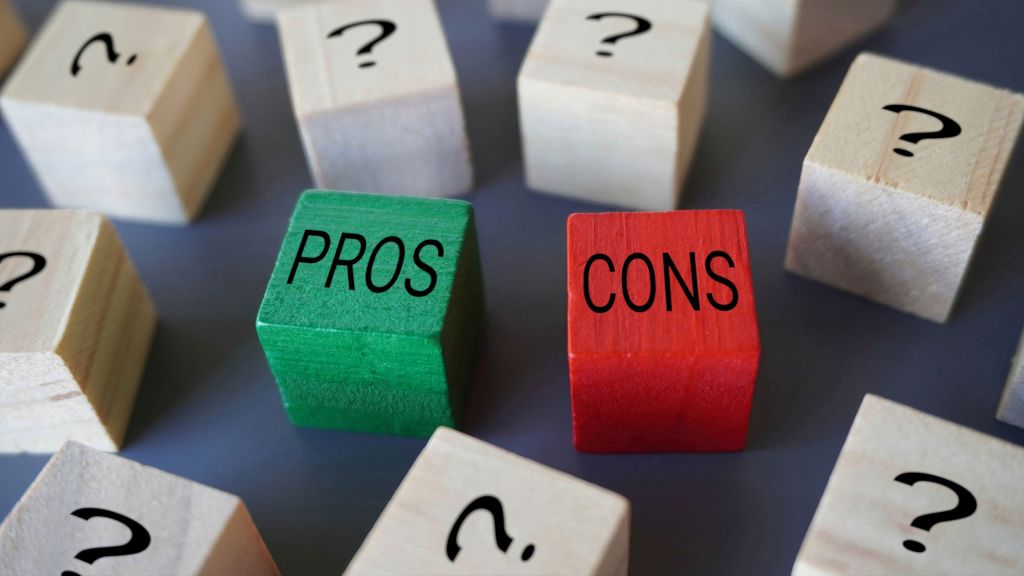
997 327 1024 430
277 0 473 198
344 427 630 575
785 53 1024 323
0 0 28 78
0 441 280 576
712 0 896 77
0 210 156 454
793 394 1024 575
0 1 241 224
518 0 709 211
487 0 550 23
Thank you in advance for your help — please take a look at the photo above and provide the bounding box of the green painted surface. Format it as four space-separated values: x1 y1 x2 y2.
256 191 484 436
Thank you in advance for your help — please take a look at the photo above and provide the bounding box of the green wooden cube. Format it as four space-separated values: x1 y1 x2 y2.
256 191 484 437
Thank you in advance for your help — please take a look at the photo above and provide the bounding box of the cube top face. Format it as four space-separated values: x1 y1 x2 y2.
346 427 629 575
257 191 471 339
521 0 708 103
794 395 1024 575
807 53 1024 216
0 442 241 575
1 1 204 117
567 210 759 358
0 210 101 353
278 0 457 118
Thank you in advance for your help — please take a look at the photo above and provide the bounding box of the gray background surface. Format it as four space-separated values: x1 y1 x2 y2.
2 1 1024 574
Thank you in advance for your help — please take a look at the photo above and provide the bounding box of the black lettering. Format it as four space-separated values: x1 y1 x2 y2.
325 232 367 289
663 252 700 312
366 236 405 293
583 254 615 313
705 250 739 311
406 240 443 297
287 230 331 284
622 253 656 313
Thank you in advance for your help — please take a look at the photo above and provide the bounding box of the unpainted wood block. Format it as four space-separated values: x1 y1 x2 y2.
487 0 549 23
0 441 279 576
785 53 1024 323
256 191 484 437
0 0 241 225
997 327 1024 429
519 0 710 210
713 0 896 77
793 394 1024 575
239 0 322 23
0 0 28 78
567 210 760 453
344 427 630 575
278 0 473 197
0 210 156 454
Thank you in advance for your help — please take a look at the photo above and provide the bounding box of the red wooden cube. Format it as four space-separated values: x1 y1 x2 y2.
567 210 761 453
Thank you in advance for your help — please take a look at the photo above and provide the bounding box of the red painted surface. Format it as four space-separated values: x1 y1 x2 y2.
567 211 761 453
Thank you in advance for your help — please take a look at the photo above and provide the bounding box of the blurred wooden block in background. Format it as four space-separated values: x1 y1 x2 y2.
0 0 28 78
712 0 896 77
785 53 1024 323
0 442 279 575
344 427 630 575
0 210 156 454
793 394 1024 575
278 0 473 197
998 328 1024 429
487 0 549 23
0 1 240 224
519 0 709 210
239 0 321 23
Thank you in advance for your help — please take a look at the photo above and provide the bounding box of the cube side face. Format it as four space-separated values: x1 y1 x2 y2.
786 162 983 323
789 0 896 75
0 0 27 78
487 0 549 22
794 395 1024 575
997 329 1024 429
345 428 630 575
712 0 797 77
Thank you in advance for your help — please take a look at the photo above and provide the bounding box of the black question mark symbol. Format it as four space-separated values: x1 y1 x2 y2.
894 472 977 553
0 252 47 310
586 13 652 58
70 32 137 77
446 495 535 563
61 508 151 576
882 104 962 158
327 20 398 69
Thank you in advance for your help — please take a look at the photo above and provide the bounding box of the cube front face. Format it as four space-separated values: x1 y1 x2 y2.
0 442 279 576
279 0 472 198
0 0 27 77
257 191 483 437
345 427 630 575
0 210 155 453
567 211 760 453
786 53 1024 323
793 395 1024 575
0 1 240 224
519 0 709 210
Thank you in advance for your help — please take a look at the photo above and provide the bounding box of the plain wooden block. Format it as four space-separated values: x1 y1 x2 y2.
785 53 1024 323
0 0 241 224
0 441 279 575
0 0 28 78
256 191 483 437
519 0 710 210
0 210 156 454
344 427 630 575
793 394 1024 575
997 327 1024 429
713 0 896 77
487 0 549 23
239 0 322 23
278 0 473 198
567 210 760 453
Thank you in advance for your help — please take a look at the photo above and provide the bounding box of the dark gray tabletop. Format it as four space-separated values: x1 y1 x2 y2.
2 1 1024 574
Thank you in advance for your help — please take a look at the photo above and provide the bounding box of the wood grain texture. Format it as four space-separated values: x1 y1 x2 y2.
519 0 709 210
278 0 473 197
997 327 1024 429
0 0 27 78
567 210 760 453
487 0 549 23
0 210 156 453
0 441 279 575
256 191 483 437
0 0 240 224
785 53 1024 323
238 0 321 23
793 394 1024 575
344 427 630 575
712 0 895 77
